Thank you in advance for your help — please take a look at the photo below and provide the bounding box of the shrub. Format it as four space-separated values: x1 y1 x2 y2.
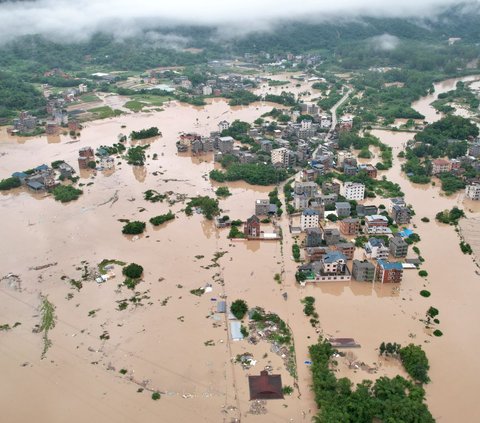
123 263 143 279
122 221 146 234
292 244 301 261
399 344 430 384
230 299 248 320
420 290 431 298
151 392 161 400
215 186 231 197
433 330 443 337
149 211 175 226
0 176 22 191
52 185 83 202
418 270 428 278
421 217 430 222
282 385 294 395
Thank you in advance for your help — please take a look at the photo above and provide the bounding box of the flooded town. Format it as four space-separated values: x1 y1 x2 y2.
1 2 480 423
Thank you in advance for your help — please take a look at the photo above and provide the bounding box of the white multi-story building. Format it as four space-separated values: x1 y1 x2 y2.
218 120 230 132
364 238 389 260
466 183 480 200
203 85 213 96
301 209 320 231
342 182 365 201
271 147 295 168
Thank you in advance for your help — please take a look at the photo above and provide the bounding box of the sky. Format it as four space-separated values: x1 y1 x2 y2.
0 0 475 44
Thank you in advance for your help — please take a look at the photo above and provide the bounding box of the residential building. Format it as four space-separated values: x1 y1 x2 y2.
271 147 295 168
339 218 360 235
294 181 318 198
389 236 409 258
260 139 272 153
343 164 358 176
301 168 320 182
352 260 375 282
432 158 452 175
323 228 340 246
358 163 378 178
244 215 261 238
202 85 213 96
391 205 411 224
356 204 378 217
294 193 309 210
312 251 351 282
332 242 355 260
335 202 351 218
388 197 406 213
468 142 480 158
217 136 234 153
365 215 389 234
301 209 320 231
322 181 340 195
255 199 270 215
342 182 365 201
78 146 95 169
466 183 480 200
305 228 323 247
305 246 329 262
376 260 403 283
364 238 389 260
218 120 230 132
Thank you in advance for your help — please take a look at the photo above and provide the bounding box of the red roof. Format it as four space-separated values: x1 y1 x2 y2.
248 370 284 400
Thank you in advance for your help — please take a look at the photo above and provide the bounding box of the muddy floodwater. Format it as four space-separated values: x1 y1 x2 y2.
1 79 480 422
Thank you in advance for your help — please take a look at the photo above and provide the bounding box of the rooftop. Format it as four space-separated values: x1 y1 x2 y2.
377 260 403 270
323 251 347 263
248 371 284 400
302 209 319 216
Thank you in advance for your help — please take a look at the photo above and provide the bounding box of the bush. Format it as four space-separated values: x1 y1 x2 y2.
418 270 428 278
399 344 430 384
52 185 83 202
433 330 443 337
282 385 294 395
0 176 21 191
215 186 231 197
185 196 219 220
123 263 143 279
131 127 160 140
151 392 161 400
87 160 96 169
149 211 175 226
230 299 248 320
122 221 146 234
421 217 430 222
292 244 300 261
420 290 431 298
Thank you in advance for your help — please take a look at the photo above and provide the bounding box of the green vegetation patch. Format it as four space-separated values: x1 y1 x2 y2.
52 185 83 202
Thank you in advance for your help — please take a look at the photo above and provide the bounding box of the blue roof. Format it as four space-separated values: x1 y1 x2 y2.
323 251 346 263
399 228 414 238
27 180 44 190
35 164 49 171
302 209 319 216
12 172 27 179
368 238 385 247
377 260 403 270
230 321 244 340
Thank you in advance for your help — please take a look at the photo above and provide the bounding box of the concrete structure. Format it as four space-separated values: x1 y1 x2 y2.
217 136 234 153
218 120 230 132
376 260 403 283
323 228 340 246
365 215 389 234
432 158 452 175
271 147 295 168
300 209 320 231
391 205 411 225
356 204 378 217
305 246 329 262
389 236 409 258
78 146 95 169
364 238 389 260
335 202 351 218
332 242 355 260
466 183 480 200
255 199 270 215
358 163 378 178
244 215 261 238
305 228 323 248
339 218 360 235
294 181 318 198
352 260 375 282
342 182 365 201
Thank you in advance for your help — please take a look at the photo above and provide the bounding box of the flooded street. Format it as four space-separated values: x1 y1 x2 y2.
1 76 480 422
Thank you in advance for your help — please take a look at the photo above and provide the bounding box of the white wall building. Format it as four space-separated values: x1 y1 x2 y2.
301 209 320 231
466 183 480 200
218 120 230 132
342 182 365 201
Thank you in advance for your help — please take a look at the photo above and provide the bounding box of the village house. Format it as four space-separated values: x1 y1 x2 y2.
244 215 261 238
260 139 273 153
216 136 234 153
218 120 230 132
339 218 360 235
301 209 320 231
376 260 403 283
322 181 341 195
255 199 277 216
78 146 95 169
332 242 355 260
315 251 351 282
342 182 365 201
356 204 378 217
365 215 390 234
391 204 411 225
358 163 378 178
323 228 341 246
305 246 329 262
364 238 389 260
305 228 323 247
466 182 480 200
11 111 37 133
432 158 452 175
248 370 284 400
388 197 406 213
389 236 409 258
294 181 318 198
301 168 321 182
335 202 351 218
352 260 376 282
343 164 358 176
271 147 295 168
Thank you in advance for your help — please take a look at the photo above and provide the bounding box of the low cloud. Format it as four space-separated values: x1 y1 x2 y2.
369 33 400 51
0 0 473 44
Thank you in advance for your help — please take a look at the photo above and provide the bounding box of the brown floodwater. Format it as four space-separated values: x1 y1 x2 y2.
1 82 480 423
